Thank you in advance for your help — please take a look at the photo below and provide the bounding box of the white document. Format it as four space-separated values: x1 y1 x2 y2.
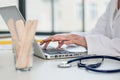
0 45 12 50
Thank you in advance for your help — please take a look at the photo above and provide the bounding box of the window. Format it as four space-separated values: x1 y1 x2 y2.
26 0 83 33
89 2 97 19
54 0 83 32
26 0 52 32
26 0 110 34
0 0 110 34
85 0 110 31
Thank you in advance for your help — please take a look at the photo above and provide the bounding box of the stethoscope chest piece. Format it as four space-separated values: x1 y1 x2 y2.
58 61 72 68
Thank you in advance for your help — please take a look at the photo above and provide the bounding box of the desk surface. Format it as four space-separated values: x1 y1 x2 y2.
0 39 120 80
0 50 120 80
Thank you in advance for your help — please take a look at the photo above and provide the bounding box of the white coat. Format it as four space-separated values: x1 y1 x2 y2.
76 0 120 56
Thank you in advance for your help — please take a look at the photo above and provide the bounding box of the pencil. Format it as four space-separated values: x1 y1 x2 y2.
0 40 12 44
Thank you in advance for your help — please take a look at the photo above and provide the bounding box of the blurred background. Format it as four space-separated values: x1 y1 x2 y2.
0 0 110 35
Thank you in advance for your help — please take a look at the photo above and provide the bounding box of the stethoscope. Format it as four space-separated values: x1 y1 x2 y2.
58 55 120 73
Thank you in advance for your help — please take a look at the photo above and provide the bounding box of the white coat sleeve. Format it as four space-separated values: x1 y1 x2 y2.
86 34 120 56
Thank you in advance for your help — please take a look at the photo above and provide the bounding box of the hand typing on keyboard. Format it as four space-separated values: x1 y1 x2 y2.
40 34 87 49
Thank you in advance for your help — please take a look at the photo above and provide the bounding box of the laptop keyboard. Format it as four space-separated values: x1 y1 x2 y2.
42 48 70 54
40 46 86 58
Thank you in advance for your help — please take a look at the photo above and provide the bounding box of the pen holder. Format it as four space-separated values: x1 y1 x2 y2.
15 45 33 71
8 19 38 71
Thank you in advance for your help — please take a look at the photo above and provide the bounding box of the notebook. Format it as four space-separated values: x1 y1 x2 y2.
0 34 11 38
0 6 87 59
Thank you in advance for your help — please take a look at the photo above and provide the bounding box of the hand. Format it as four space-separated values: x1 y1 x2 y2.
40 34 68 49
40 34 87 49
63 34 87 48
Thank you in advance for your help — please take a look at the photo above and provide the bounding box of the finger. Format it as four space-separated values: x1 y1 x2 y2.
57 41 64 48
64 40 73 45
40 37 53 45
40 37 61 45
50 34 69 41
44 41 50 49
42 38 52 42
40 40 45 45
54 36 69 41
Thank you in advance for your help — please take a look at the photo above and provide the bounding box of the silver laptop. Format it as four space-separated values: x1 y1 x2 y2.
0 6 87 59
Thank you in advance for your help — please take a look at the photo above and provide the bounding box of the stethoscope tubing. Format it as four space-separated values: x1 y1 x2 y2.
67 55 120 64
85 66 120 73
67 55 120 73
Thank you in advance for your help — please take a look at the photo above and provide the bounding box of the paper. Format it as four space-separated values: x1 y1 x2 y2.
0 45 12 50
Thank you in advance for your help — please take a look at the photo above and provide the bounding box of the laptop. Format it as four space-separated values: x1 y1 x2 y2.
0 6 87 59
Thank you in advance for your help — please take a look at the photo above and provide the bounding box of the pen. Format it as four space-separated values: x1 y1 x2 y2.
0 39 42 45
